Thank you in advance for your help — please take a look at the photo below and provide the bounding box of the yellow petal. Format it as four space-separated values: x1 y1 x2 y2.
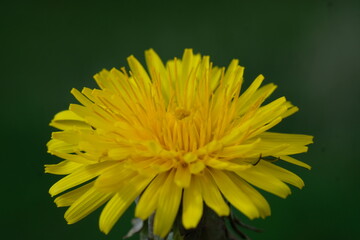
182 177 203 229
281 101 299 118
135 173 168 220
93 68 129 94
196 172 230 216
94 163 137 192
248 97 287 131
240 141 290 158
68 103 92 120
205 158 252 171
174 164 191 188
218 138 261 158
258 132 313 156
71 88 94 107
277 145 309 156
236 74 265 112
227 172 271 218
259 132 313 145
47 139 75 153
50 110 90 130
210 66 222 91
65 187 112 224
93 69 111 91
51 110 85 122
181 49 194 94
280 155 311 170
54 182 94 207
145 49 169 103
108 148 131 160
49 151 94 164
153 170 182 238
209 169 260 219
49 161 117 197
238 83 277 116
223 60 244 98
223 59 239 84
256 161 305 189
248 117 283 139
45 160 82 175
51 130 81 145
127 55 151 93
99 174 154 234
235 166 291 198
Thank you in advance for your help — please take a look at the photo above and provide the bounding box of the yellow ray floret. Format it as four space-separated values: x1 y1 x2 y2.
46 49 313 238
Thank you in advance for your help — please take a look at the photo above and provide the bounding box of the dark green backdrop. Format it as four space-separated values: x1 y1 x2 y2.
1 0 359 239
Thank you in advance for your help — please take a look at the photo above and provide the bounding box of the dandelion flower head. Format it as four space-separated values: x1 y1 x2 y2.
46 49 313 237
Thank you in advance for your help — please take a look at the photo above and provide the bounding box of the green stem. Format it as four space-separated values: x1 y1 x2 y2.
180 205 228 240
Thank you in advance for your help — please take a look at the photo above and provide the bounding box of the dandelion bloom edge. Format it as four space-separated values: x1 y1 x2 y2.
45 49 313 238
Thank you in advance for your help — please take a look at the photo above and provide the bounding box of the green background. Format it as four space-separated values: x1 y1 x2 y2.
1 0 359 239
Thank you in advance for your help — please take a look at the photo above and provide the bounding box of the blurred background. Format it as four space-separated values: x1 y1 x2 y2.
1 0 359 239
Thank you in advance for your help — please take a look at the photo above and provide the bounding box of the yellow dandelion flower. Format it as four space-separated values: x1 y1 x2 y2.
46 49 313 238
